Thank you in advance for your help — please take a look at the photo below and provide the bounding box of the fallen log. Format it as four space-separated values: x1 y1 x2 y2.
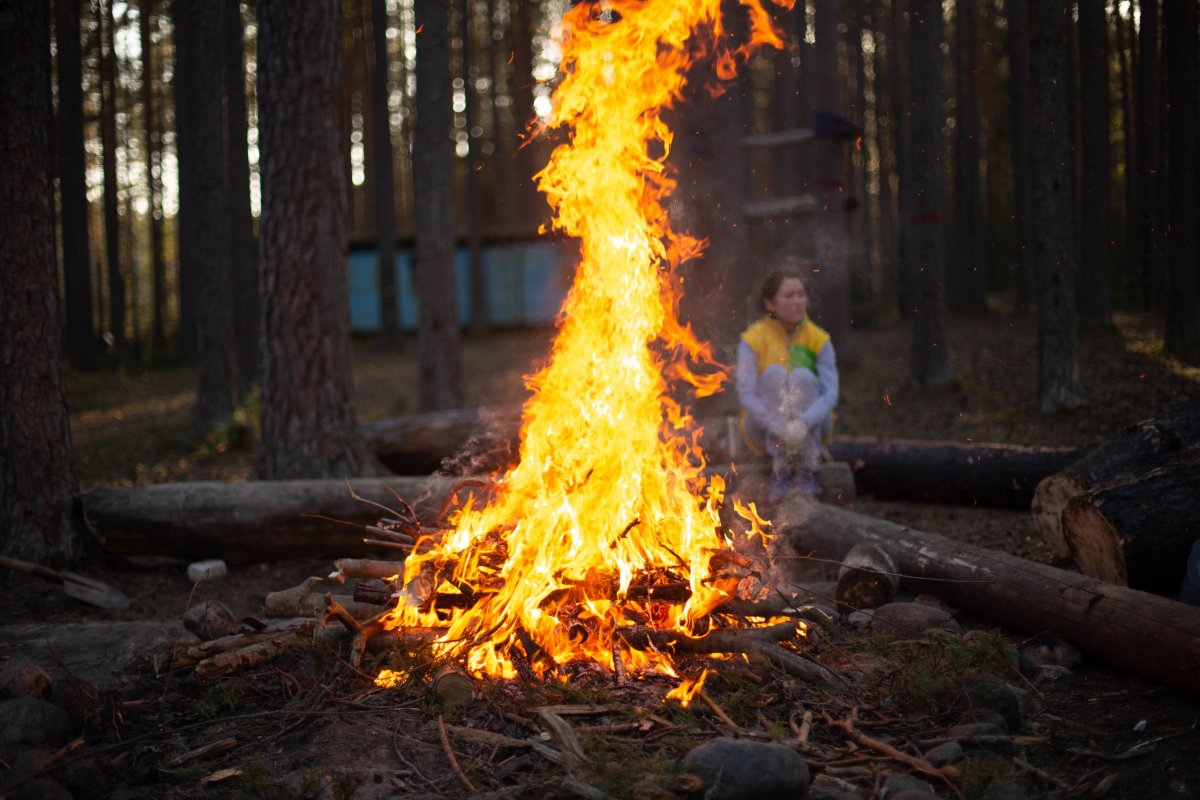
82 477 466 563
773 499 1200 697
1061 457 1200 596
364 408 1086 508
1031 398 1200 557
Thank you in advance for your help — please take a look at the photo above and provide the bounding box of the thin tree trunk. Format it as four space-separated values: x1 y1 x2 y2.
510 0 540 232
889 0 913 319
1114 2 1138 306
256 0 372 478
1007 0 1035 311
224 0 258 401
371 0 400 346
953 0 987 316
809 0 852 354
1163 0 1198 359
1029 0 1086 412
849 0 876 299
172 0 198 354
100 0 125 352
57 0 95 368
488 0 516 231
906 0 950 387
140 0 167 353
1078 0 1112 329
461 0 487 334
1 0 86 564
413 0 466 411
1136 0 1163 309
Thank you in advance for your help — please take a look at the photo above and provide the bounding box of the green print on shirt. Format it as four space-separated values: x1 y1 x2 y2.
789 344 817 372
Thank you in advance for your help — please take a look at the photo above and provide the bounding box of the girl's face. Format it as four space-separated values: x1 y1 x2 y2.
765 277 808 328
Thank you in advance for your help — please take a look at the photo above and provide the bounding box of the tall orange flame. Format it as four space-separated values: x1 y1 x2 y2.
382 0 792 681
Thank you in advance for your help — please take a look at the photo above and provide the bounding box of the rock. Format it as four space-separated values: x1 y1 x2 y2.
55 757 109 799
807 787 864 800
183 600 238 641
187 559 228 582
868 603 960 635
946 678 1025 733
946 721 1007 740
879 772 934 798
7 776 74 800
955 708 1009 733
679 736 810 800
1017 631 1082 674
847 611 874 629
0 698 75 752
0 659 51 700
887 792 939 800
922 741 963 766
981 777 1028 800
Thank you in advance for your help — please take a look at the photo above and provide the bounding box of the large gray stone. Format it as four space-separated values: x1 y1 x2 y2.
868 603 960 635
679 737 810 800
878 772 934 798
0 698 74 752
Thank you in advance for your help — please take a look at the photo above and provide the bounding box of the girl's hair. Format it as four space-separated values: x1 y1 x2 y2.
759 268 807 312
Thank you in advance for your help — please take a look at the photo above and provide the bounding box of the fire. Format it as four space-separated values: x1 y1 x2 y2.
382 0 792 680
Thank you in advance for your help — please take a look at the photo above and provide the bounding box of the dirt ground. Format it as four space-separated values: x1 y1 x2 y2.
4 310 1200 799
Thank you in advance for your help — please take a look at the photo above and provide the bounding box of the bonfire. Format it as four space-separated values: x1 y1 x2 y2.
373 0 807 690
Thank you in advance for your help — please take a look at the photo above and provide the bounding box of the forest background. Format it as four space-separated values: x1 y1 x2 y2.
2 0 1198 563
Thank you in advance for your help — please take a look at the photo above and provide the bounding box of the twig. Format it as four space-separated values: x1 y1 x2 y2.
392 727 447 795
437 714 479 793
829 713 961 798
1013 756 1071 789
698 690 742 732
612 644 627 685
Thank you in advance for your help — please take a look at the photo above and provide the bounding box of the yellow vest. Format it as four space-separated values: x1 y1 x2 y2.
740 316 831 376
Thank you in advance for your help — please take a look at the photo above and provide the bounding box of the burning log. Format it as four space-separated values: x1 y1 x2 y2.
835 543 899 613
775 499 1200 697
1032 398 1200 558
431 665 475 709
1060 456 1200 595
82 477 463 562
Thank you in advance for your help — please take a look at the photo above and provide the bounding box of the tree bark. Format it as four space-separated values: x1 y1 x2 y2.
1029 0 1085 413
371 0 400 346
1077 0 1111 329
1032 397 1200 558
99 0 125 352
952 0 987 317
82 477 463 563
1006 0 1035 311
413 0 466 411
256 0 373 478
1163 0 1198 360
461 0 488 334
773 499 1200 697
190 0 237 434
1 0 86 565
1062 456 1200 596
57 0 95 368
889 0 914 319
140 0 168 353
906 0 950 387
172 0 199 355
510 0 541 232
1136 0 1165 310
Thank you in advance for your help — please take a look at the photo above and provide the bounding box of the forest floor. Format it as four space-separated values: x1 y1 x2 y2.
3 309 1200 799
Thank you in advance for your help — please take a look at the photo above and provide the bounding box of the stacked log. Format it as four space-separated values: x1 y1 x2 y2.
1031 397 1200 559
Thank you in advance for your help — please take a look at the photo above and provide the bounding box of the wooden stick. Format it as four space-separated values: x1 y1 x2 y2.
698 690 741 731
829 714 961 797
437 714 479 793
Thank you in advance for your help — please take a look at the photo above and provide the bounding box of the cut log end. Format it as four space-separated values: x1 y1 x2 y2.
1030 475 1083 559
1061 501 1128 587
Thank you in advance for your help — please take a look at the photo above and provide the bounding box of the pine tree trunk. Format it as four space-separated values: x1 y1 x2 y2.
140 0 167 353
1078 0 1112 329
413 0 466 411
256 0 371 478
1163 0 1198 359
510 0 540 232
488 0 516 231
57 0 95 368
1113 3 1138 306
461 0 488 334
1006 0 1035 310
100 0 125 352
371 0 400 345
889 0 914 319
1029 0 1085 413
1136 0 1163 309
953 0 987 316
191 2 237 433
1 0 86 564
906 0 950 387
810 0 852 354
224 0 259 402
172 0 198 354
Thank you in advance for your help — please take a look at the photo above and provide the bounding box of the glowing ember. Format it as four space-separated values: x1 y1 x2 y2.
382 0 792 680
